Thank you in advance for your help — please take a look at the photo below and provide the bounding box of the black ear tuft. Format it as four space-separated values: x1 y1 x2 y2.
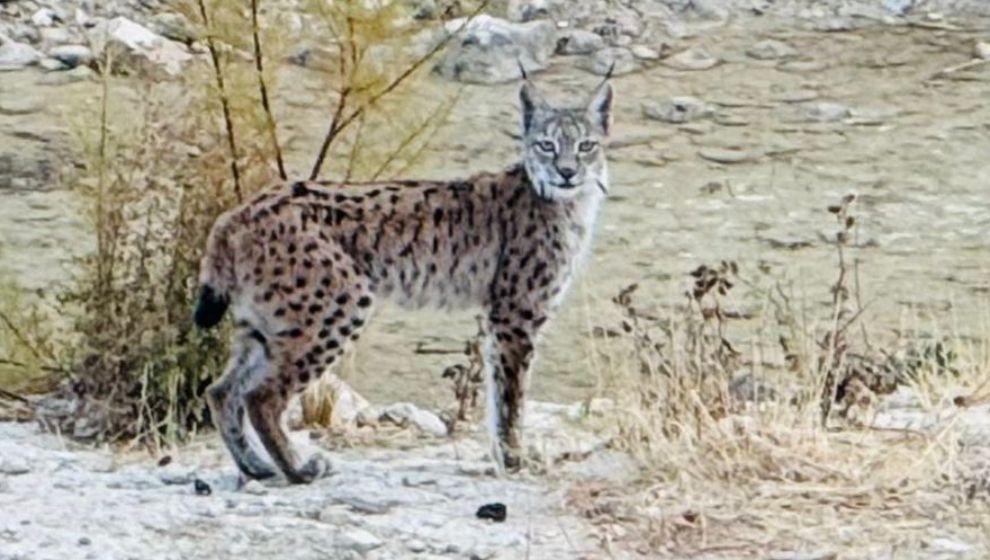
520 82 538 134
517 58 528 81
587 82 614 136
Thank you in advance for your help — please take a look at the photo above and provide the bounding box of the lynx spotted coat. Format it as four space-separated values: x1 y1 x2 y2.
195 76 614 483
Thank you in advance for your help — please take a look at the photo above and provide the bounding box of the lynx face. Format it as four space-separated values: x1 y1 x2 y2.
520 79 613 201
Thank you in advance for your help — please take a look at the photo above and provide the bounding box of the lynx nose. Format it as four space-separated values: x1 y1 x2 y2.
557 166 576 181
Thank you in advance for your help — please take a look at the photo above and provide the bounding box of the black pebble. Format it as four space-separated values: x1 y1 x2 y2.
475 502 507 522
157 455 172 467
194 478 212 496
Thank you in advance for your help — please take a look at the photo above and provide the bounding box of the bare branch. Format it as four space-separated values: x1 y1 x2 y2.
251 0 287 180
196 0 243 202
309 0 490 180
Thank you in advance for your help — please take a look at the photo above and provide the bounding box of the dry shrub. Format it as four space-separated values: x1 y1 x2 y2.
51 1 476 444
591 198 990 557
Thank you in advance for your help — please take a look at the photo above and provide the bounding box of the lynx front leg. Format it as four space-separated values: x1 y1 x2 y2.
485 313 541 472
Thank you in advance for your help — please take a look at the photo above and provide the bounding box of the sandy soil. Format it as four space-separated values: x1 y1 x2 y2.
3 16 989 409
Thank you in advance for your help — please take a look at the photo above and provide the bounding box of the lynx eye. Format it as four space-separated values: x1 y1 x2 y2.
578 140 598 153
535 141 555 153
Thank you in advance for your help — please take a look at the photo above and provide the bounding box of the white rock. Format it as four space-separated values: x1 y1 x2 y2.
88 17 191 77
433 15 556 84
338 528 383 553
580 46 638 76
662 46 720 71
929 537 972 554
556 29 604 55
0 457 31 475
31 8 59 27
49 44 93 68
788 101 851 123
381 403 448 437
643 96 711 123
746 39 797 60
507 0 562 22
974 41 990 60
0 40 43 70
630 44 660 60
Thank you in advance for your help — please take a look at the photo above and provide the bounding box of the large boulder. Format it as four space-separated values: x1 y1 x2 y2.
87 17 191 77
433 15 556 84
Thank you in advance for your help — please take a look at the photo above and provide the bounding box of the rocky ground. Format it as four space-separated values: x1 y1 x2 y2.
0 398 632 560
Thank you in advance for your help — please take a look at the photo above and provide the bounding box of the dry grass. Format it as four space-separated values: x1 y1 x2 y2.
579 197 990 557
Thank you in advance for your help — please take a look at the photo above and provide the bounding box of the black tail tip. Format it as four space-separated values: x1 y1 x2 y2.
194 285 229 329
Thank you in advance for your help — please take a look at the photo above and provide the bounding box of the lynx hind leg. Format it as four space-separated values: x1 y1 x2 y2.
206 330 278 480
244 255 376 484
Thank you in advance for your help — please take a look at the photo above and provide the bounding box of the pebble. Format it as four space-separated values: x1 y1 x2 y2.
49 45 93 69
556 29 604 55
974 41 990 60
381 402 449 437
476 502 507 522
746 39 798 60
241 480 268 495
338 528 384 553
193 478 212 496
789 101 851 123
642 96 710 124
37 65 93 85
698 148 756 164
630 44 660 60
31 8 59 27
662 46 719 71
580 46 638 76
929 537 973 554
0 40 43 70
0 457 31 475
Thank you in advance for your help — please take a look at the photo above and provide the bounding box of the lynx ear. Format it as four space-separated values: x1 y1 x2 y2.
519 79 547 134
586 80 614 136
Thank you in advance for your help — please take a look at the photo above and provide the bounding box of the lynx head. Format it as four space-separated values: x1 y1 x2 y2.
519 74 613 201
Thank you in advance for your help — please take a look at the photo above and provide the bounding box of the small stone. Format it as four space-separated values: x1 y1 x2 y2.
556 29 604 55
0 40 43 70
777 60 828 73
38 57 66 71
579 46 637 76
662 47 719 71
974 41 990 60
194 478 212 496
49 45 93 69
698 148 755 164
476 502 507 522
0 458 31 475
642 96 711 124
729 373 778 402
0 98 43 116
31 8 59 27
381 403 448 437
338 528 383 553
241 480 267 495
746 39 797 60
78 537 92 546
787 101 851 123
929 537 972 554
407 539 428 553
37 65 93 85
630 45 660 60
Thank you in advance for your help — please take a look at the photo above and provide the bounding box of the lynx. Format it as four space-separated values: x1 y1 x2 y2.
194 74 614 483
